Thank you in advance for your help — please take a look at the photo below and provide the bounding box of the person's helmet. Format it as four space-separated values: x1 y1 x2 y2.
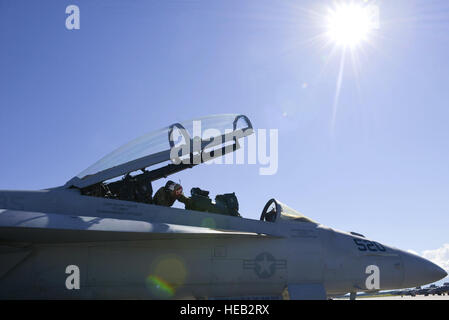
165 180 183 198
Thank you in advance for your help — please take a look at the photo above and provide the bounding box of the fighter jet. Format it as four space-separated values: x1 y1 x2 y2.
0 114 446 299
424 282 449 296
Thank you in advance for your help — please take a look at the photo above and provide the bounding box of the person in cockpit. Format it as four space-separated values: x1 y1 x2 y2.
153 180 191 208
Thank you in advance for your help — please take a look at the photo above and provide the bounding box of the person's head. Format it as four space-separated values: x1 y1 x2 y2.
165 180 183 198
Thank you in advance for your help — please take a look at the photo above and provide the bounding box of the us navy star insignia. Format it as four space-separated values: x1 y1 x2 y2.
243 252 287 278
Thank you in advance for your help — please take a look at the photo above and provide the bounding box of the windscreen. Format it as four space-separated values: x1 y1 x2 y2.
76 114 252 179
278 201 317 224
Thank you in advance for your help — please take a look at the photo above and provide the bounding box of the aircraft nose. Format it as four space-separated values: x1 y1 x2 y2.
401 251 447 288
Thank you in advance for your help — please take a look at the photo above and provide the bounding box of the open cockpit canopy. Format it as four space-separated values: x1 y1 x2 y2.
66 114 253 189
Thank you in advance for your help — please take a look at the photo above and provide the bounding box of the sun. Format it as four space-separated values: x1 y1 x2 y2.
326 2 378 48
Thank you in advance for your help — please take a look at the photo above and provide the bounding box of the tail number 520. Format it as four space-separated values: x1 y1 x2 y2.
353 239 386 252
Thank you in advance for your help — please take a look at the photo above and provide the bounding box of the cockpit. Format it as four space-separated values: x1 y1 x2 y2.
64 114 253 217
64 114 317 224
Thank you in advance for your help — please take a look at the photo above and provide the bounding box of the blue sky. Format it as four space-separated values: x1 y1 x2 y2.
1 0 448 275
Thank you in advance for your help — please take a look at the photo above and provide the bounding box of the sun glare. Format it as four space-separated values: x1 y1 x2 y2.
326 3 377 48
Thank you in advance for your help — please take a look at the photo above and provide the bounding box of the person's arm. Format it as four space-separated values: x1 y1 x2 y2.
177 194 192 208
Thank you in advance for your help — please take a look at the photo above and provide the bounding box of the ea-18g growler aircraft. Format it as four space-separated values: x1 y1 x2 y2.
0 114 446 299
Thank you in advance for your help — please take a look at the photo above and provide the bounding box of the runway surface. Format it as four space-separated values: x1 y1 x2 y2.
335 294 449 300
359 295 449 300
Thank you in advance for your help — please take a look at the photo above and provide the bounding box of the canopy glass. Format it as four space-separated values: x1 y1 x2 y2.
76 114 252 180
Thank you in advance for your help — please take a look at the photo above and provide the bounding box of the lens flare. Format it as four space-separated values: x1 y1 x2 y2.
145 275 175 298
146 256 187 298
201 217 216 229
